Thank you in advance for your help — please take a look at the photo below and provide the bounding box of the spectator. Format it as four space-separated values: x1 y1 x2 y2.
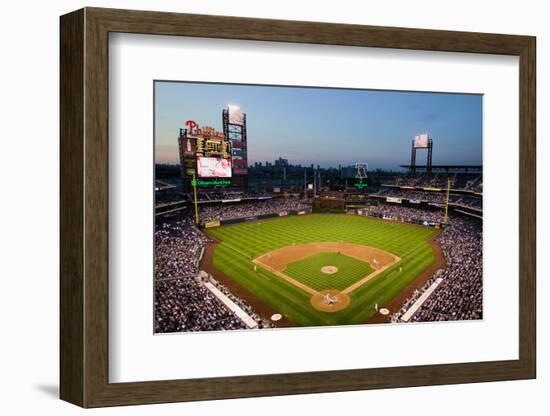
199 198 309 224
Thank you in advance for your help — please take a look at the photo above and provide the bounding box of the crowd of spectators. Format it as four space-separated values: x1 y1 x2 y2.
394 173 452 188
387 173 482 193
390 216 483 322
209 276 273 330
462 175 483 193
155 278 248 332
155 190 186 205
362 203 446 224
199 198 310 224
373 187 482 210
452 196 483 210
154 217 268 332
194 189 272 202
375 188 447 205
155 217 208 278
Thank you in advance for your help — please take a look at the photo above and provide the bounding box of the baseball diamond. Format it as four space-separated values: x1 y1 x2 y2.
204 214 438 326
284 252 376 292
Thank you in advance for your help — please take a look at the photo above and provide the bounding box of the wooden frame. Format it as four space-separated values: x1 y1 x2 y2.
60 7 536 408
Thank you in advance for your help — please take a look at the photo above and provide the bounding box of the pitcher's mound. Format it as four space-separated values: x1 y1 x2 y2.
321 265 338 274
310 289 351 312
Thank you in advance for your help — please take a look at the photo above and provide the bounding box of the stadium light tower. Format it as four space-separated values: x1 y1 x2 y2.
410 133 433 174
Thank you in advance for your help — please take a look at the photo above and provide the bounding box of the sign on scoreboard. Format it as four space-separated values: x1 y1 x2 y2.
191 179 231 187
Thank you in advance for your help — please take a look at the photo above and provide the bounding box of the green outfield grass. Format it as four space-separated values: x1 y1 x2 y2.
284 252 374 291
205 214 438 327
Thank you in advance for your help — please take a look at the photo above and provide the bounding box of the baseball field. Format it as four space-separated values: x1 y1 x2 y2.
204 213 441 327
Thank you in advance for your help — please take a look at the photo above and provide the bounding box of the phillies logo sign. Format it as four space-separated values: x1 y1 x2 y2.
186 120 224 139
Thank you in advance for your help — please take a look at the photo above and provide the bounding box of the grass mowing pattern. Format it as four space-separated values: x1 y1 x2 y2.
206 214 437 327
284 252 374 291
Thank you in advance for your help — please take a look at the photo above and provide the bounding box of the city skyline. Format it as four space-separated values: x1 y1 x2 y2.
155 81 483 170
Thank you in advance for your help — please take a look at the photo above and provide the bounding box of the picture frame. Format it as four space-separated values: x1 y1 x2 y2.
60 7 536 408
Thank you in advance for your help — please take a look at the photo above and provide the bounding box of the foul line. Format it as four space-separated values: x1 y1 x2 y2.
341 255 400 294
221 242 253 260
253 259 319 295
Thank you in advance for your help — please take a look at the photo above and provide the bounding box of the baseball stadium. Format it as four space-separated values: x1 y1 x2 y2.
154 83 483 333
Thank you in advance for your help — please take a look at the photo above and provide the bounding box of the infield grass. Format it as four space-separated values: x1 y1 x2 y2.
205 213 437 327
284 252 374 291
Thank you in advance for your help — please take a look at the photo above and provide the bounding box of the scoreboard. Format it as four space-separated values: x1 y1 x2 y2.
178 109 249 191
178 120 234 190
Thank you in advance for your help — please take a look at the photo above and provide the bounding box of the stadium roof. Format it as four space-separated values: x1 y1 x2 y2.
155 180 177 191
399 164 482 172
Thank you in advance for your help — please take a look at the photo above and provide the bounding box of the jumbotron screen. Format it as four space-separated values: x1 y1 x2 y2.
414 133 429 148
228 105 244 125
197 157 232 178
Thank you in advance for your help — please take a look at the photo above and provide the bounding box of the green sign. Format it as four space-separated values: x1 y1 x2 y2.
354 179 368 189
192 179 231 187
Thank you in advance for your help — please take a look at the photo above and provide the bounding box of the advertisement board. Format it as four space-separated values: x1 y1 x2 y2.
183 136 195 155
232 140 246 149
387 197 402 203
191 179 231 187
197 157 232 178
204 220 221 228
231 146 248 175
232 148 246 159
232 158 248 175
